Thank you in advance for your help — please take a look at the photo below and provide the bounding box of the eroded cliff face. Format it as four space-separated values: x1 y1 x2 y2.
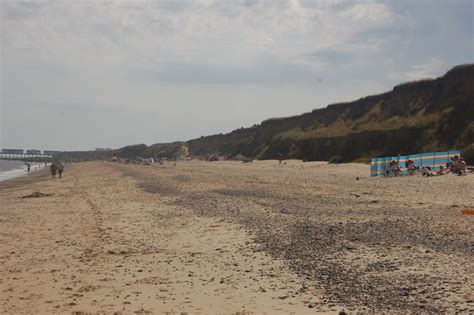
57 65 473 163
187 64 474 163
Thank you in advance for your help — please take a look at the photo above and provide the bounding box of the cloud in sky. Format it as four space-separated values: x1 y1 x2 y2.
1 0 472 150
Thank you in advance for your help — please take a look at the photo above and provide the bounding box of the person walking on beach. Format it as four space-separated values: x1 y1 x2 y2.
53 160 64 178
26 163 31 172
278 153 283 164
57 161 64 178
50 163 57 179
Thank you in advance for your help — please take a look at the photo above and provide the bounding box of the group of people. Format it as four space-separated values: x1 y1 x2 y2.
386 155 468 177
50 160 64 179
447 155 468 175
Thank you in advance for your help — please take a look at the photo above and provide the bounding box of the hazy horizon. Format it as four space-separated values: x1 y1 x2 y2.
1 0 473 151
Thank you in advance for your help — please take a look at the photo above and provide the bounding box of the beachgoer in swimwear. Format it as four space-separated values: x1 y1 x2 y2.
421 166 433 176
451 156 467 175
405 159 416 175
436 165 445 175
388 160 402 176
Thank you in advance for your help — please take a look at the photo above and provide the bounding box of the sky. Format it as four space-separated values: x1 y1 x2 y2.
1 0 473 151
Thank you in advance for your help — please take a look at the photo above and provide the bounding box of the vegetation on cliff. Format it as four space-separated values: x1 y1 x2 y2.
61 64 473 164
187 64 474 163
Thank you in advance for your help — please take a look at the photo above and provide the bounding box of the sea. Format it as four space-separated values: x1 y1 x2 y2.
0 160 45 182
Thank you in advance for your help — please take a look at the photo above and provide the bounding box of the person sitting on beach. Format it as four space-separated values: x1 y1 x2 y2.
450 156 467 175
405 159 416 175
421 166 434 177
436 165 443 175
458 158 467 173
445 162 453 173
50 163 57 179
387 160 402 176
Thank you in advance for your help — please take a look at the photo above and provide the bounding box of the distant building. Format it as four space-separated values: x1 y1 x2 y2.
26 149 42 155
44 150 62 156
95 148 111 151
2 149 24 155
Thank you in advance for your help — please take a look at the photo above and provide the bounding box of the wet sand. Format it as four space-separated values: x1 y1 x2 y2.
0 160 473 314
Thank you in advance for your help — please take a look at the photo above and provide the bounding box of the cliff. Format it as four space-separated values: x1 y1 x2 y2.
187 64 474 162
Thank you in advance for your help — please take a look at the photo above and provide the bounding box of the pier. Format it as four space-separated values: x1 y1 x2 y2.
0 150 55 162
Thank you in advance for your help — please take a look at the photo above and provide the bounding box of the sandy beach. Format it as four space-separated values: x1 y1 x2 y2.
0 160 473 314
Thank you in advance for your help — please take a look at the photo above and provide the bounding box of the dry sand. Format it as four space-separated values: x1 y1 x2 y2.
0 160 473 314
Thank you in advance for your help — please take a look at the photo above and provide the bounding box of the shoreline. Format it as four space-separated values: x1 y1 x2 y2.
0 161 47 182
1 160 473 313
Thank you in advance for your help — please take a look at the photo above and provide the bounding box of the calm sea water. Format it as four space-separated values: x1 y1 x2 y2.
0 160 44 181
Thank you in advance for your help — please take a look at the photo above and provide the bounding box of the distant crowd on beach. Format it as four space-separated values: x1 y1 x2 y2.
107 154 253 165
386 155 470 177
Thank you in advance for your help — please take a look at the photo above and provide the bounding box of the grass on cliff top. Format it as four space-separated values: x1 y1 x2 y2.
274 105 447 141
